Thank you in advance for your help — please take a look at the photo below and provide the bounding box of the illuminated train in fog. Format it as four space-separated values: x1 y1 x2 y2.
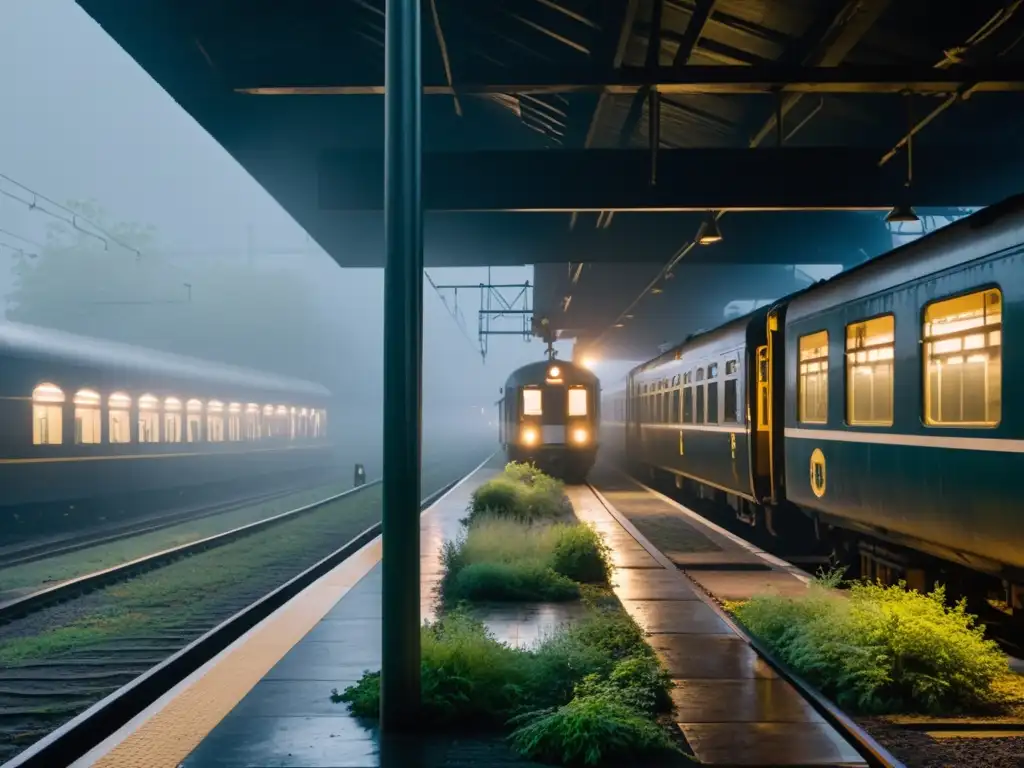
603 195 1024 614
0 321 335 537
498 359 599 483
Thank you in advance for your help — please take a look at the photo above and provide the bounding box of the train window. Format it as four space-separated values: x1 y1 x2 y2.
262 405 275 438
683 371 692 385
108 392 132 444
310 408 323 437
246 403 261 440
846 315 895 426
695 385 705 424
798 331 829 424
568 388 588 416
682 386 693 423
73 388 101 445
274 405 289 438
207 400 226 442
670 389 680 422
228 403 242 441
32 383 65 445
138 394 160 443
756 346 770 432
186 399 204 442
523 388 543 416
297 407 309 438
696 368 705 382
724 380 738 423
725 360 738 375
707 382 719 424
708 363 719 379
165 397 183 443
924 288 1002 427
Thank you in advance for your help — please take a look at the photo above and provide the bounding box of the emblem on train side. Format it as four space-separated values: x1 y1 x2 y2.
809 448 826 498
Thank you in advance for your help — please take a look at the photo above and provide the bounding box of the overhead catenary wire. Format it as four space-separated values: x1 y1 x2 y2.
0 172 143 258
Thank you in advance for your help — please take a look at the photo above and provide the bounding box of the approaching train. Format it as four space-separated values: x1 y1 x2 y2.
0 321 335 537
603 194 1024 614
498 359 600 482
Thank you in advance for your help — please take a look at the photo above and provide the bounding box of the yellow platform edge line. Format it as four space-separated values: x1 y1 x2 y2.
88 454 493 768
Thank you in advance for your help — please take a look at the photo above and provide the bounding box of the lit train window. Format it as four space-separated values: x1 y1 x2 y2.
725 360 738 375
523 389 542 416
568 388 588 417
207 400 226 442
228 402 242 441
289 406 297 439
924 288 1001 427
33 382 65 445
186 399 203 443
165 397 183 443
708 363 719 379
108 392 132 443
798 331 829 424
310 408 323 438
275 405 289 439
245 403 261 440
262 405 275 438
846 315 895 426
138 394 160 443
73 388 101 445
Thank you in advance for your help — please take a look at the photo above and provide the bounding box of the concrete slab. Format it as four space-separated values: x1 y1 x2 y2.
678 722 866 766
619 598 734 635
647 635 777 679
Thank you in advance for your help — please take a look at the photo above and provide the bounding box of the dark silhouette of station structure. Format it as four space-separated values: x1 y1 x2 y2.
74 0 1024 734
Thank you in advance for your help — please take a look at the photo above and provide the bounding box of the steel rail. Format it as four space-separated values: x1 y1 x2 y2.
1 458 488 768
0 477 381 624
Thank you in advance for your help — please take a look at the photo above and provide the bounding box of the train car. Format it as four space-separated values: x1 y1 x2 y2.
0 321 335 537
622 194 1024 614
781 196 1023 596
623 309 774 526
498 359 599 482
599 382 628 467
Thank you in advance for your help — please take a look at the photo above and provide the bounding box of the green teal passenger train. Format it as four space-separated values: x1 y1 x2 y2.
602 195 1024 615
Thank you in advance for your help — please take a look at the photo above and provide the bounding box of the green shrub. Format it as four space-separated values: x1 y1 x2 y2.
333 611 532 728
574 656 674 715
466 463 567 525
440 518 609 604
733 581 1009 714
508 694 677 767
551 525 611 584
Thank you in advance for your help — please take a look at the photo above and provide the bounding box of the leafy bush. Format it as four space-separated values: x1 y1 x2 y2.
333 611 532 727
466 462 567 525
440 518 609 604
508 694 677 767
551 525 611 584
732 580 1009 714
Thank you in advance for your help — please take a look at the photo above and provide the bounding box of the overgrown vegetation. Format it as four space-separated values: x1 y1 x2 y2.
335 463 678 765
334 607 676 764
731 572 1010 715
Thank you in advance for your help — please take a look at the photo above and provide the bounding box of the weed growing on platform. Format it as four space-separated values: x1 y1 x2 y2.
466 462 567 525
732 579 1009 714
439 517 609 603
334 607 676 764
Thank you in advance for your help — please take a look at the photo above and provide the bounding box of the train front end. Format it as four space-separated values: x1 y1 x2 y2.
498 360 600 483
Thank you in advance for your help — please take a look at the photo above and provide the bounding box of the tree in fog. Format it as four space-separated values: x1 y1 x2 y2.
6 201 342 387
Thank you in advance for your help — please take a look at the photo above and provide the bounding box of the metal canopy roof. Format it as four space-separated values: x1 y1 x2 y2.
75 0 1024 358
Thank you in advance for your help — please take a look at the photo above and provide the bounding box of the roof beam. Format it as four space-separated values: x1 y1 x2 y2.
318 146 1020 211
239 64 1024 95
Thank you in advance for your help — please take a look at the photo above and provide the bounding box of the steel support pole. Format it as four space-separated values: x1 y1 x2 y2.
380 0 423 731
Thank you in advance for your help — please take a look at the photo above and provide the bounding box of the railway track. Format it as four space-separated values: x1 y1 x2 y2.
0 472 350 571
0 448 491 766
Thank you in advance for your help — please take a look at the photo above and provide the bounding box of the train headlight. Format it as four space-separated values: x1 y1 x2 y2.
521 427 538 446
572 428 589 445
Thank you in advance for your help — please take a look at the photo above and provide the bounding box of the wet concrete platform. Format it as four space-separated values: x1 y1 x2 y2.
81 459 865 767
569 484 866 766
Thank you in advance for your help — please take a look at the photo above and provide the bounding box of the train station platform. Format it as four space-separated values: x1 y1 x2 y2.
74 459 867 768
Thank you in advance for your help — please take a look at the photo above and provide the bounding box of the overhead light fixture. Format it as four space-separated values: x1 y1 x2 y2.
651 287 664 295
613 322 624 328
698 215 722 245
885 204 920 224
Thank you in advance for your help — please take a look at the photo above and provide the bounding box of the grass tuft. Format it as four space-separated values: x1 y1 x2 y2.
732 579 1009 714
465 462 567 525
439 517 609 604
507 694 677 767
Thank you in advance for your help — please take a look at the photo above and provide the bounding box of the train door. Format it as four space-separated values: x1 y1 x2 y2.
764 306 786 504
753 344 771 497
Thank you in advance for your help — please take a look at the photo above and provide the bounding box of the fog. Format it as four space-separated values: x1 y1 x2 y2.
0 0 581 477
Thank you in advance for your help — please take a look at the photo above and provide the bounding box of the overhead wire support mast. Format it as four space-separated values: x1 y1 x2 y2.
431 274 534 361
